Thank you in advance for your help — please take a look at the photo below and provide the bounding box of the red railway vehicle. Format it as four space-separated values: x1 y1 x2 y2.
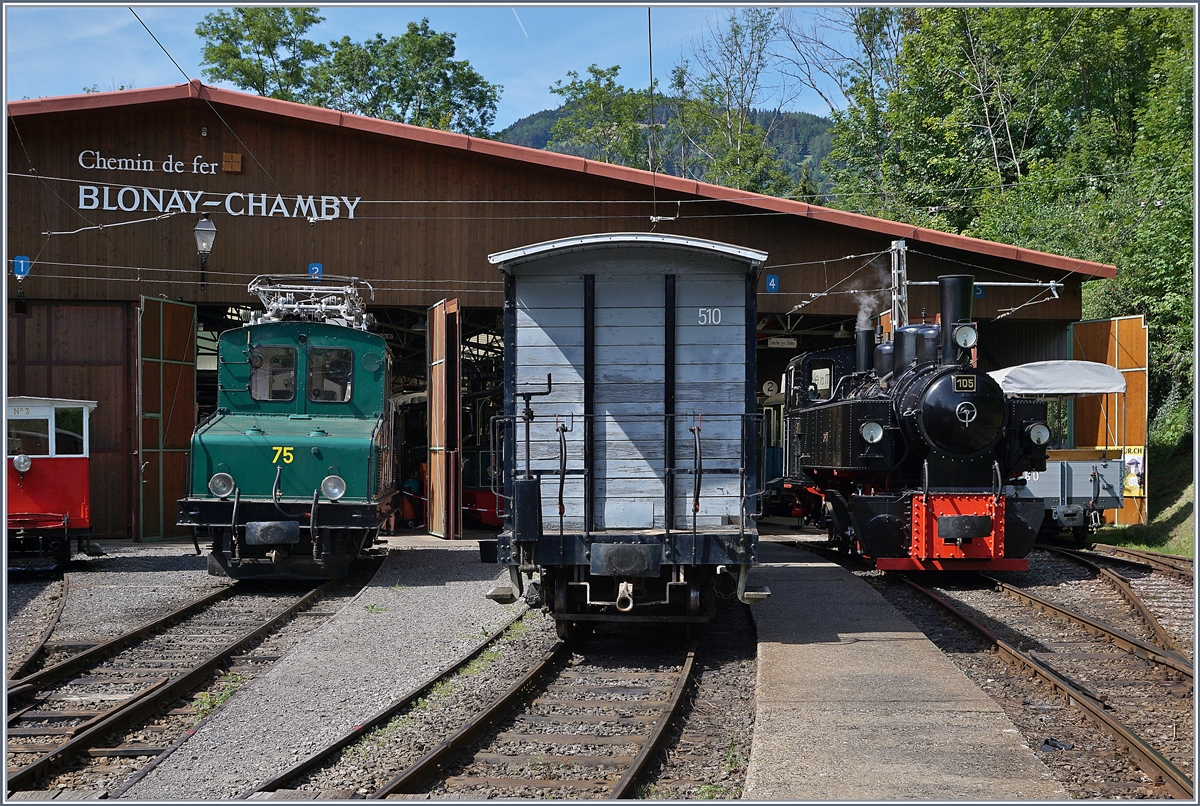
7 396 98 567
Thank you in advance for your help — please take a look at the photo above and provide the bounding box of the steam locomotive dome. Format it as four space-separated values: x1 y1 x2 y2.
901 366 1005 455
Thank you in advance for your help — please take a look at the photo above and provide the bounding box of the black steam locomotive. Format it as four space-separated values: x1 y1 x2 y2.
781 275 1050 571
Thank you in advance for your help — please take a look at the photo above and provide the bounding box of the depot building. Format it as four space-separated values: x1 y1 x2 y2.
6 80 1144 541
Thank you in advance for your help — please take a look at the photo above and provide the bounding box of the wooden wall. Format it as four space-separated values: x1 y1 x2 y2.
7 301 136 537
7 99 1086 322
1070 316 1149 526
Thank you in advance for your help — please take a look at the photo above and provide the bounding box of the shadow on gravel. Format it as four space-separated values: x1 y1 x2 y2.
5 577 60 620
68 552 209 574
367 546 507 589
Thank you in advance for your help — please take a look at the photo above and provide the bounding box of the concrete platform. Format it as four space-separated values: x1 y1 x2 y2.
744 538 1066 801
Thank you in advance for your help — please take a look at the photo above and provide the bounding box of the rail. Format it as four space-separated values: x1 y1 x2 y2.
1038 545 1191 659
370 636 698 799
981 573 1192 677
899 575 1193 800
9 574 71 681
6 585 236 702
6 583 332 793
242 606 530 798
370 641 569 797
1084 545 1193 583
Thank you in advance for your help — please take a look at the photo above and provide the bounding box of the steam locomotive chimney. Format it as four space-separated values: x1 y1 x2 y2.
938 275 975 364
855 328 874 374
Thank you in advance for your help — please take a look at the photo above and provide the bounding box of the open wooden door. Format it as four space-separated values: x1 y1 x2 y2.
427 299 462 538
1070 315 1148 525
138 297 197 540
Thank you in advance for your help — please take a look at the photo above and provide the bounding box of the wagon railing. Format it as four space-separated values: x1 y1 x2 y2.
488 408 765 545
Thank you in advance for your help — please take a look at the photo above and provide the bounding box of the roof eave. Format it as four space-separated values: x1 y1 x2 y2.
7 82 1117 280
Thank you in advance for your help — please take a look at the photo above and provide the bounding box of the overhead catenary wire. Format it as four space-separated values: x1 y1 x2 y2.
15 272 509 294
128 7 286 198
22 259 503 284
44 211 184 237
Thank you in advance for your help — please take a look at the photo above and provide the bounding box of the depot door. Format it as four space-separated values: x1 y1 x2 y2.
138 297 197 540
1069 315 1148 525
427 299 462 539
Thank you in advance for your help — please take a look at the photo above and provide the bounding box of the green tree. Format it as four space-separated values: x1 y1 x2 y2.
547 64 652 168
799 6 1194 435
198 11 501 137
777 8 910 212
196 7 328 102
668 9 795 196
310 21 500 136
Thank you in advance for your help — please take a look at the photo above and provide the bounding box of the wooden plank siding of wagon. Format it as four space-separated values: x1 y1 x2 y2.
515 275 587 530
593 274 666 530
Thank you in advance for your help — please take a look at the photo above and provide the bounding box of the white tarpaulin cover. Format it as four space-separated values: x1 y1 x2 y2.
988 360 1127 395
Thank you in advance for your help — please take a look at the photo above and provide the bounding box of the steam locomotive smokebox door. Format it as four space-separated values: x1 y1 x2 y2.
512 478 543 542
590 543 662 577
245 521 301 545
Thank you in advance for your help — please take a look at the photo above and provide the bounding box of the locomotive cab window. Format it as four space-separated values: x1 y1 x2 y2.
55 408 85 455
309 348 353 402
808 360 834 401
8 418 50 456
250 346 296 401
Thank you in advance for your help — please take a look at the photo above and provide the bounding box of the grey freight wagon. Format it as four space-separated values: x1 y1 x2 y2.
485 233 770 637
991 360 1127 542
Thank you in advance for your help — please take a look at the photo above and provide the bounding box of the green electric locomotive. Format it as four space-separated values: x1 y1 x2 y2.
177 276 396 579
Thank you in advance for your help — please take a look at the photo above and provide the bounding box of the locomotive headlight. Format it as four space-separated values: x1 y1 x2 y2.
208 472 236 499
1027 422 1051 446
12 454 32 474
953 324 979 349
860 421 885 444
321 474 347 501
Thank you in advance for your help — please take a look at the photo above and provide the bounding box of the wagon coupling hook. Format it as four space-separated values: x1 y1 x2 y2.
616 581 635 612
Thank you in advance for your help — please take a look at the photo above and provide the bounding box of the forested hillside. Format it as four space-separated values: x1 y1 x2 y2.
498 107 833 191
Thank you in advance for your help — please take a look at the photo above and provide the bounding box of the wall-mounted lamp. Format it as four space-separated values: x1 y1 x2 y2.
194 213 217 290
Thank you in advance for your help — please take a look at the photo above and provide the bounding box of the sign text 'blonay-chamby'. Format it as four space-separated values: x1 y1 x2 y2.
75 150 361 219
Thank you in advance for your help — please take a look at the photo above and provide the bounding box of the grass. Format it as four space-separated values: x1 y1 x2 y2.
723 737 747 773
505 619 530 640
346 713 413 759
191 673 245 724
364 603 387 613
1092 438 1194 558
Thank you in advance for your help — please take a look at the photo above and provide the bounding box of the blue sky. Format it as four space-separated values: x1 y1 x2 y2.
4 4 839 130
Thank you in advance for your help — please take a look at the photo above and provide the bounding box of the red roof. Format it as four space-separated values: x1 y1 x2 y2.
8 80 1116 279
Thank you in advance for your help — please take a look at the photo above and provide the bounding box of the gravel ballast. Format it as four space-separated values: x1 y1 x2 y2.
48 541 231 645
119 538 520 800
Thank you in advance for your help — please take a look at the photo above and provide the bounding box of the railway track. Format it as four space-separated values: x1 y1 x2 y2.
243 606 533 799
903 574 1193 799
1032 546 1193 661
1084 545 1194 583
7 575 70 681
5 581 332 795
252 624 697 800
